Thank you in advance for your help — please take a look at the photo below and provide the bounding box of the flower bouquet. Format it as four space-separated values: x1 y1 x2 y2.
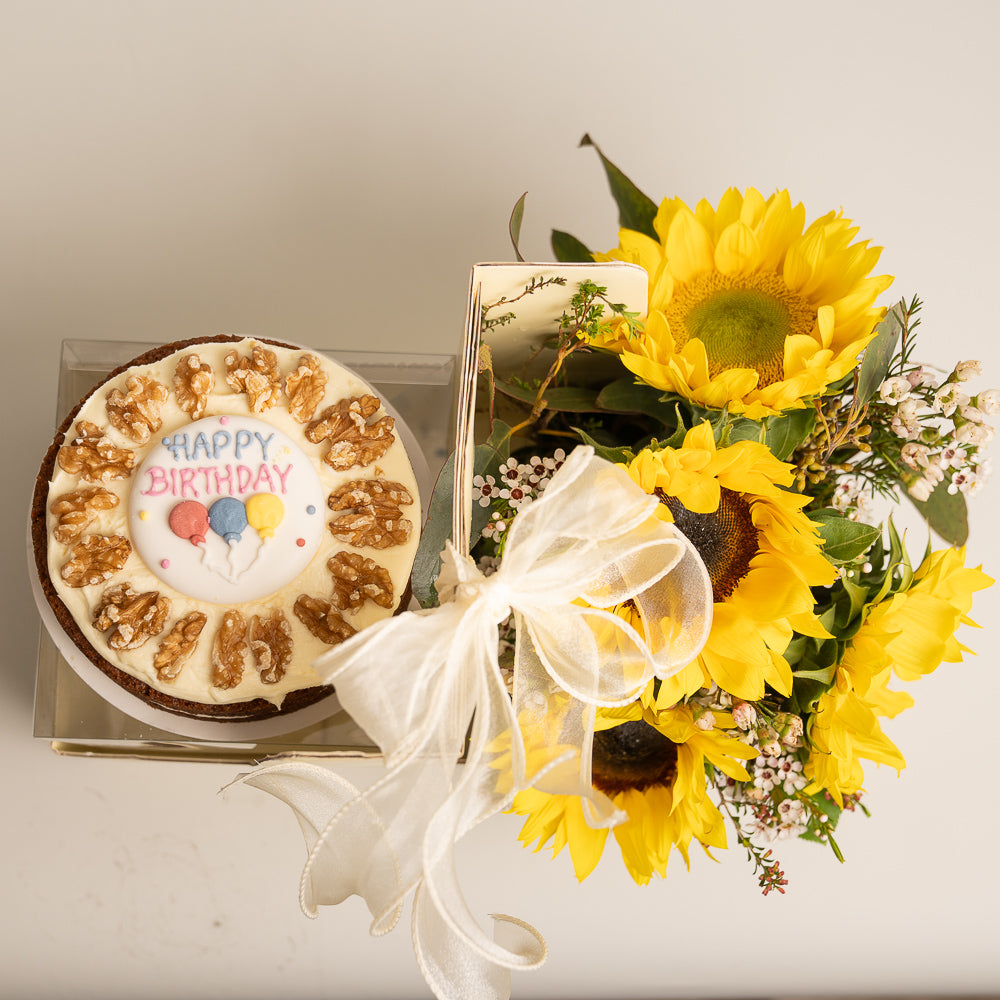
409 136 994 893
241 140 994 1000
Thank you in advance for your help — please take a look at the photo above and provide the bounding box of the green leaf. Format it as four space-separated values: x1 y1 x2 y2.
595 377 678 424
551 229 594 263
508 192 527 262
761 407 816 461
410 421 511 607
494 380 601 413
839 576 871 626
906 478 969 546
799 790 847 847
571 426 635 465
661 406 690 449
715 415 763 448
792 664 838 686
579 134 658 240
810 509 881 564
855 305 903 406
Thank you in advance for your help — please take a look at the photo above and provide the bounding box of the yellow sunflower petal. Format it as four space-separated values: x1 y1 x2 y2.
714 221 761 276
665 207 716 283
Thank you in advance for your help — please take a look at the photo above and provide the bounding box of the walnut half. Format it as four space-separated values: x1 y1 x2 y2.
285 353 328 423
225 345 283 413
293 594 358 645
327 479 413 549
327 551 394 613
153 611 208 681
249 610 293 684
57 421 135 483
105 375 169 444
211 610 248 689
93 583 170 650
60 534 131 588
50 486 120 545
305 395 395 471
173 353 214 420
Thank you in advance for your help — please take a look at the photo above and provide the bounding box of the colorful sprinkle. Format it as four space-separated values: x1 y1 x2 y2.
296 538 306 547
306 505 316 515
219 416 229 425
139 510 149 521
160 559 170 569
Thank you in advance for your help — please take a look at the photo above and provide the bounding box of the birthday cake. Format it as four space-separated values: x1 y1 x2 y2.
30 336 421 722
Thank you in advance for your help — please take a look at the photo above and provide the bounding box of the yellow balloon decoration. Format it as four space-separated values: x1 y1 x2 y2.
245 493 285 541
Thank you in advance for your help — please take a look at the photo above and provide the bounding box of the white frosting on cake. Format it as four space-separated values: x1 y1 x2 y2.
44 338 421 711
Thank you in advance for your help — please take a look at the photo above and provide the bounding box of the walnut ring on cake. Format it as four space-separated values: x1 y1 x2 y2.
30 336 422 723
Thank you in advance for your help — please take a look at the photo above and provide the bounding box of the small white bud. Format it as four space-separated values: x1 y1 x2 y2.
695 711 716 731
975 389 1000 415
955 360 983 381
732 701 757 731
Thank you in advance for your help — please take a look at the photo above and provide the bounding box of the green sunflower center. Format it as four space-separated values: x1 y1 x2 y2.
664 272 815 388
656 487 759 602
591 720 678 795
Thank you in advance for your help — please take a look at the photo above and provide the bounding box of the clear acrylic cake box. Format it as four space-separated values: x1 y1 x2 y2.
33 339 456 762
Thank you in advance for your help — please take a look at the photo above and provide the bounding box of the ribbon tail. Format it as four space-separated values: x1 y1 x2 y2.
410 669 547 1000
228 760 409 929
412 884 546 1000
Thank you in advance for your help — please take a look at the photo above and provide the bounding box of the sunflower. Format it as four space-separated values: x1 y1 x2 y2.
511 703 755 883
622 422 836 704
806 547 992 804
595 188 893 417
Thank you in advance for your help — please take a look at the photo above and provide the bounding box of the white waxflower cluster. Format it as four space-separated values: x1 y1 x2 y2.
718 748 811 844
473 450 567 543
877 362 996 500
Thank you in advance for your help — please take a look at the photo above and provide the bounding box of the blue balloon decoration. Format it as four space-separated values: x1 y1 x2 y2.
209 497 249 545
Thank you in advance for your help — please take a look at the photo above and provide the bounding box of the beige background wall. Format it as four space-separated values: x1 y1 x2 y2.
3 2 998 997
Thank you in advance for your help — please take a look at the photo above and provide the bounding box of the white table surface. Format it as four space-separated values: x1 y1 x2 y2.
3 3 999 998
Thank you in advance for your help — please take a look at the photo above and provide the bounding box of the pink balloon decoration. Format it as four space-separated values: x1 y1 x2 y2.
169 500 210 545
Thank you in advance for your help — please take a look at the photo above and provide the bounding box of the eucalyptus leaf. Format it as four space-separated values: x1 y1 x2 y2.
855 305 903 406
508 192 527 262
411 421 511 608
810 509 881 564
579 134 658 240
494 379 601 413
551 229 594 263
906 478 969 546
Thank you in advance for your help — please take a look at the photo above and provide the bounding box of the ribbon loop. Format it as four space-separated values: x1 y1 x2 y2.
236 445 713 1000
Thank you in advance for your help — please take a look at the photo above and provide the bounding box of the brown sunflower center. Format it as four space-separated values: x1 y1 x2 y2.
656 487 759 602
663 271 815 389
591 720 678 795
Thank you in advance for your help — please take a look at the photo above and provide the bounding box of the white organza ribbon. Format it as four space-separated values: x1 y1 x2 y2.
233 446 713 1000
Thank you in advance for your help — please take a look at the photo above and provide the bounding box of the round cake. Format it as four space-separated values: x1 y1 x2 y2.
30 336 422 723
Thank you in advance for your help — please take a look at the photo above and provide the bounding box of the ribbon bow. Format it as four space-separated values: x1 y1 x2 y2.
234 446 713 999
